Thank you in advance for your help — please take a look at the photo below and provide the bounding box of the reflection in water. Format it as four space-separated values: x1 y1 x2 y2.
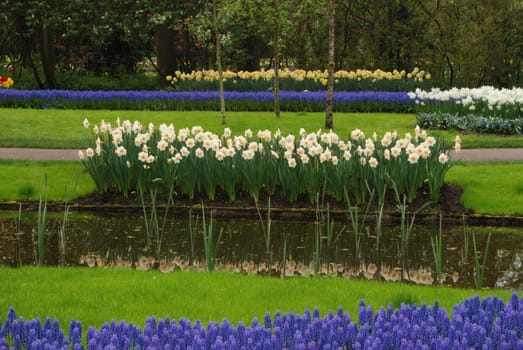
0 211 522 289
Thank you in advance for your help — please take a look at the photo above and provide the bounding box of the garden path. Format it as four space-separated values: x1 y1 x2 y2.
0 148 522 162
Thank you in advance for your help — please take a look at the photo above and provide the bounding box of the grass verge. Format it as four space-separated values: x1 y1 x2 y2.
446 162 523 215
0 160 94 201
0 267 511 331
1 109 522 148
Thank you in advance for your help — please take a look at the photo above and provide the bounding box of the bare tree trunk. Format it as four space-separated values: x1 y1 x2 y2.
155 24 177 83
325 0 335 130
213 0 226 125
38 26 56 89
274 26 281 118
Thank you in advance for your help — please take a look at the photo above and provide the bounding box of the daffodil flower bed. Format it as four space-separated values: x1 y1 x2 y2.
0 90 413 112
409 87 523 134
2 293 523 349
80 119 458 205
165 67 432 92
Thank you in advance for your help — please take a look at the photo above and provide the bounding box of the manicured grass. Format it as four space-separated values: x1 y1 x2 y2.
0 267 511 331
1 108 522 148
446 162 523 215
0 160 95 201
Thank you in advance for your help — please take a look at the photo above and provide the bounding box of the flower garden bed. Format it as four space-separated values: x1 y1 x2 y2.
2 293 523 349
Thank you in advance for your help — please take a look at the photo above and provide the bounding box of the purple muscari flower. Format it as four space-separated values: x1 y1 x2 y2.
263 313 272 330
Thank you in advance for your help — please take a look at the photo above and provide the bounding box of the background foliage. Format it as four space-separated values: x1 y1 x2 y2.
0 0 521 89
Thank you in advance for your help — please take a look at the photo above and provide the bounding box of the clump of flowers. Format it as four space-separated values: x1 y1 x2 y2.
80 119 456 206
2 293 523 349
0 76 14 88
409 86 523 134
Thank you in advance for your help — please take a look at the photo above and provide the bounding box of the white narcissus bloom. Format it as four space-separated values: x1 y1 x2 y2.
95 145 101 155
300 154 310 164
408 153 419 164
271 151 279 159
172 153 182 164
368 157 378 168
360 157 366 166
244 129 253 138
242 149 255 160
112 132 123 145
122 120 132 133
138 152 148 162
115 146 127 157
147 155 155 163
391 147 401 158
287 158 297 168
78 150 85 160
86 148 94 158
248 141 258 151
420 146 431 159
343 150 352 160
308 145 319 157
185 138 195 148
83 118 89 128
351 129 364 140
284 150 293 160
331 156 339 165
180 147 190 157
212 140 221 152
191 125 203 135
438 153 449 164
381 135 392 147
223 127 232 138
424 136 436 147
384 149 390 160
177 129 189 142
157 139 168 151
132 121 142 133
225 147 236 157
203 138 213 150
195 148 204 158
215 150 225 161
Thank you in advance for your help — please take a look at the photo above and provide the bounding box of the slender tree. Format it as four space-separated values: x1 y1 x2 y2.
325 0 335 129
212 0 227 124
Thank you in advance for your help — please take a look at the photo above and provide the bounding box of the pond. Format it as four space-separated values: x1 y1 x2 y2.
1 208 523 290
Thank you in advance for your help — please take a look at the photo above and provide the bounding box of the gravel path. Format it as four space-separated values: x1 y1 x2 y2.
0 147 522 162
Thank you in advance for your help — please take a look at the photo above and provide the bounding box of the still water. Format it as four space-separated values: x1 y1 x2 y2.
1 209 522 290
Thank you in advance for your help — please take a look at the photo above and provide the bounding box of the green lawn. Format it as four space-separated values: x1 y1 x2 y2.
1 109 522 148
446 162 523 215
0 160 94 200
0 267 511 330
